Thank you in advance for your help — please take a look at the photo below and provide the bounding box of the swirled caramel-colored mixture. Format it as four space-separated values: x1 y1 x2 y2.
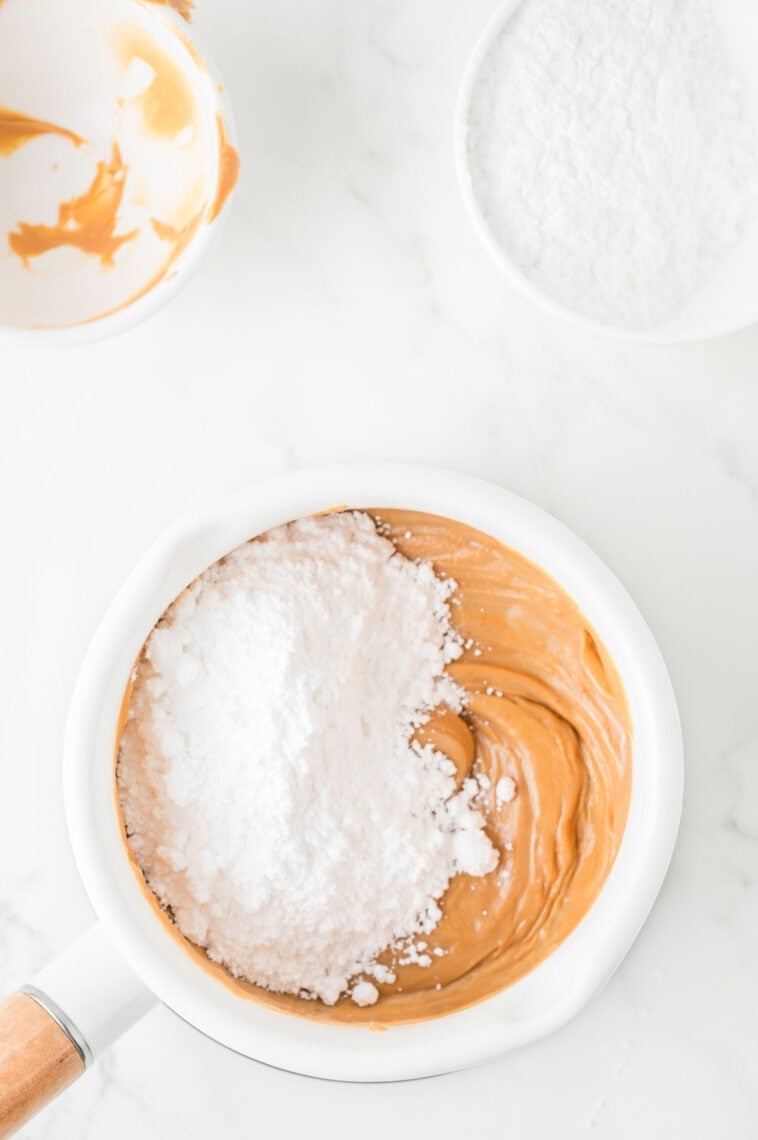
116 509 631 1026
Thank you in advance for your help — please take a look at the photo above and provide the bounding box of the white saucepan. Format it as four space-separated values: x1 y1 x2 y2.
0 465 683 1135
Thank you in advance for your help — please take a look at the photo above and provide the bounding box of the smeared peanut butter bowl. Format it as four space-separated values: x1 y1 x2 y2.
0 0 239 332
115 509 632 1028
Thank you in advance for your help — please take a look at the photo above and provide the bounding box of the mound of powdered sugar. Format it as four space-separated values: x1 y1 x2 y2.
118 511 498 1007
465 0 758 329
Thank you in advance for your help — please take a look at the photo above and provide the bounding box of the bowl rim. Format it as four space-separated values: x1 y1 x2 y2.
454 0 757 346
63 463 683 1081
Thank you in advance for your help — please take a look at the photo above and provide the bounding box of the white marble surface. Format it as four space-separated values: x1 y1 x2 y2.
1 0 757 1135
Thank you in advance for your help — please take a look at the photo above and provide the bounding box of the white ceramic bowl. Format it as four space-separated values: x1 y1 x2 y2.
51 464 683 1083
0 0 237 346
455 0 758 344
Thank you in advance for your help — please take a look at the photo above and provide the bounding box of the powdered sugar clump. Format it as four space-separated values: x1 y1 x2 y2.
118 511 498 1007
466 0 758 329
496 776 516 806
351 981 380 1007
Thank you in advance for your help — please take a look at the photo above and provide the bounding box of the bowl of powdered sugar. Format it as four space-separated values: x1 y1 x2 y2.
456 0 758 341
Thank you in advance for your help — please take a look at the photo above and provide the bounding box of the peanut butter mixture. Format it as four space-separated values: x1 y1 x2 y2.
9 145 136 267
143 0 195 22
117 510 632 1026
116 28 198 140
0 105 83 156
208 112 240 224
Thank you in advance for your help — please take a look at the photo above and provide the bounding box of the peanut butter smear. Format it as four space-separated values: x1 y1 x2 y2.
143 0 195 21
117 29 198 139
208 112 239 223
9 144 137 267
116 510 632 1026
0 105 84 156
151 211 204 265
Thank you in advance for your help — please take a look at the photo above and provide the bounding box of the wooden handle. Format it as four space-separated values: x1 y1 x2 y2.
0 992 84 1138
